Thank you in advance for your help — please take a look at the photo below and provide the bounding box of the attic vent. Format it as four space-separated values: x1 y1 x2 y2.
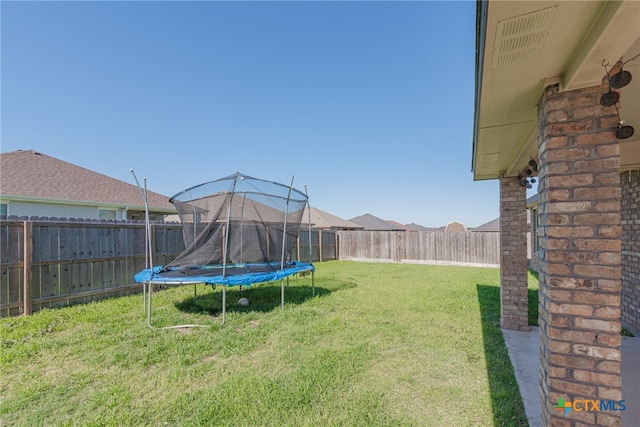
492 6 557 69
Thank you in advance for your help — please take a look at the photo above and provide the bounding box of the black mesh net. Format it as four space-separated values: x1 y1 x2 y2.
164 172 308 272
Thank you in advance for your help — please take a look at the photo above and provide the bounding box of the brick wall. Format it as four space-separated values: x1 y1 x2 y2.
621 169 640 336
537 83 622 427
499 177 529 331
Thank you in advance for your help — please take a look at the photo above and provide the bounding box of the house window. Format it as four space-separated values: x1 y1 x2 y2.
130 213 158 221
99 209 117 220
0 203 7 216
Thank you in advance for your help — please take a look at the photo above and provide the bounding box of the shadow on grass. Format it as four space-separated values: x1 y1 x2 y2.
174 279 356 317
476 284 530 427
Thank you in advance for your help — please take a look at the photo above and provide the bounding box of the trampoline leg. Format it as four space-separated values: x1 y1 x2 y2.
312 271 315 297
144 281 209 330
222 285 226 325
147 282 153 328
281 279 285 311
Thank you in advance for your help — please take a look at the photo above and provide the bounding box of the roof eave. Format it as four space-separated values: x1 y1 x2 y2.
0 194 176 214
471 0 489 176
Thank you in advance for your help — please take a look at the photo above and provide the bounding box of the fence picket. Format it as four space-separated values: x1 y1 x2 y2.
337 230 500 267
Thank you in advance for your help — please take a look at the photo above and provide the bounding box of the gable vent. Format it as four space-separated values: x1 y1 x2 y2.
492 6 557 68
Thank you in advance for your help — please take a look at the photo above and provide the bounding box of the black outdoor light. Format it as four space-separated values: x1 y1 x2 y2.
517 162 537 189
613 104 635 140
609 66 633 89
600 90 620 107
519 176 536 189
600 54 639 140
616 122 635 139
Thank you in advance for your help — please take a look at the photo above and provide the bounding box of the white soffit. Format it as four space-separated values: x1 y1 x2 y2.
492 6 558 69
563 1 640 90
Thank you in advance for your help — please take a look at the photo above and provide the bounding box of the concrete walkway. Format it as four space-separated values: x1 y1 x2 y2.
502 327 640 426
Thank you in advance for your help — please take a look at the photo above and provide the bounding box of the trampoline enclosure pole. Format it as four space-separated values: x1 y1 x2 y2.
280 177 295 310
280 176 294 270
304 184 314 297
130 169 153 310
304 184 312 264
144 178 154 280
222 175 238 278
240 191 247 264
220 176 238 326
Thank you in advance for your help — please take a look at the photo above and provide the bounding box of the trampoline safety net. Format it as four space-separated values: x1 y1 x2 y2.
135 172 314 284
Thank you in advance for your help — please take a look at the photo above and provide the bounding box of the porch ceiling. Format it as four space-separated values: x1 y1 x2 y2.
472 0 640 181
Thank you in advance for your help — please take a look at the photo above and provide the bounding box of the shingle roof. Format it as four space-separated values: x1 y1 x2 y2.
348 213 406 231
405 223 439 232
1 149 174 211
472 211 532 232
472 217 500 232
301 206 364 230
386 220 408 231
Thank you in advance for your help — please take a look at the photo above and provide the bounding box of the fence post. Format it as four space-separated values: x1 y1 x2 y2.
23 221 33 316
318 231 323 262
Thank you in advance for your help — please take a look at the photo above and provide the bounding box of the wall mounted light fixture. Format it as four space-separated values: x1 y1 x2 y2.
601 53 639 140
609 68 632 89
517 159 537 188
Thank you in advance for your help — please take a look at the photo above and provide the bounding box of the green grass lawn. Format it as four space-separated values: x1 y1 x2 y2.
1 261 537 426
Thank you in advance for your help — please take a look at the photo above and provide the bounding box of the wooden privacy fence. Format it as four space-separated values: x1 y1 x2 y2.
336 230 500 266
1 220 501 317
0 217 336 317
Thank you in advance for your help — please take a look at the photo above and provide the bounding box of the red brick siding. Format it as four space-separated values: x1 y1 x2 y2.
621 169 640 336
500 177 530 331
537 83 622 427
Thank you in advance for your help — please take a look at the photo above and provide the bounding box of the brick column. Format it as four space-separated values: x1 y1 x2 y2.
499 176 529 331
537 83 622 427
621 169 640 336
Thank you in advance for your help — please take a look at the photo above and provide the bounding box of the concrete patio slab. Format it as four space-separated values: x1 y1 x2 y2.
502 327 639 427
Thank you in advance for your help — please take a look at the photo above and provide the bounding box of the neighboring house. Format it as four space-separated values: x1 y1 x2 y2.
380 220 438 232
300 206 364 230
473 211 533 260
472 212 533 233
473 1 639 425
348 213 406 231
386 220 408 231
0 149 175 221
471 217 499 232
444 221 466 233
404 223 441 232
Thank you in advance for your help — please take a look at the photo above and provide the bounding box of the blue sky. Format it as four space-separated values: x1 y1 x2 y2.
1 1 502 228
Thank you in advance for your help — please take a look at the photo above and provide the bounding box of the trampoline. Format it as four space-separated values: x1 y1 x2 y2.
132 171 315 328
